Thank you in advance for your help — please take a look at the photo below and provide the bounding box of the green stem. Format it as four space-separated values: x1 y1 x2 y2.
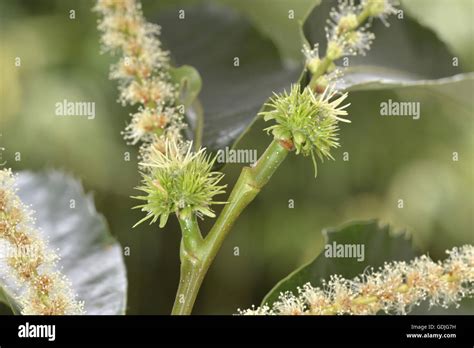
171 214 204 315
171 249 206 315
205 139 290 251
356 8 370 25
308 56 332 90
171 139 290 314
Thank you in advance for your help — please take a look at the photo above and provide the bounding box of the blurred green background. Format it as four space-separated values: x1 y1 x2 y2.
1 0 473 314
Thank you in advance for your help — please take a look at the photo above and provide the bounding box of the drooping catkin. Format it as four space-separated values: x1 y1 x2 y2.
239 245 474 315
94 0 186 160
0 168 84 315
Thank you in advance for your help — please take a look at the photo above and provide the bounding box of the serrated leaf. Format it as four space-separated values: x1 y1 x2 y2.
261 220 417 306
0 171 127 315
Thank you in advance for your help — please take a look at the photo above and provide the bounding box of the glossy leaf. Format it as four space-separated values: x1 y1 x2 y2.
221 0 321 65
0 171 127 315
157 2 319 150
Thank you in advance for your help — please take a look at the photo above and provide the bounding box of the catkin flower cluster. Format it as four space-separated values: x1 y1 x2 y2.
239 245 474 315
95 0 185 157
0 169 84 315
303 0 399 91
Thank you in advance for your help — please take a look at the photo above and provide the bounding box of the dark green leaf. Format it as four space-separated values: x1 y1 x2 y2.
220 0 321 65
156 2 319 150
262 220 417 306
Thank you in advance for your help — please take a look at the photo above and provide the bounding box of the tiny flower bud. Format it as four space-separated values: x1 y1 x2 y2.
293 131 306 148
326 40 344 60
362 0 399 26
338 14 358 32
